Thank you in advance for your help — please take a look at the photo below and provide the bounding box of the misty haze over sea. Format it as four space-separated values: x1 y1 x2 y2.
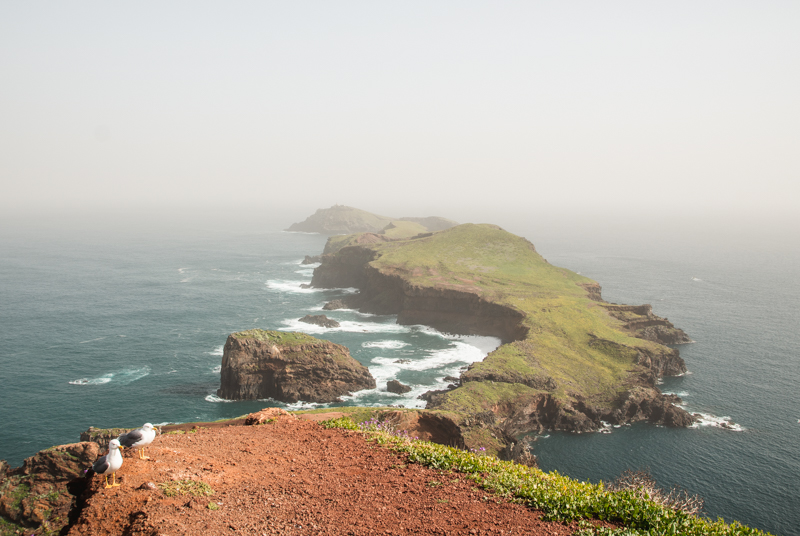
0 208 798 535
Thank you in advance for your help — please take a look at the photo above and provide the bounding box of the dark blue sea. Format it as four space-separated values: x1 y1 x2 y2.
1 211 797 535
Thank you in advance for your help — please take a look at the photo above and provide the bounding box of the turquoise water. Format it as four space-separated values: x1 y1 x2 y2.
1 215 797 535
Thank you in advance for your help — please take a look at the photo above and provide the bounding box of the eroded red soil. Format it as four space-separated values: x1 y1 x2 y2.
67 415 582 535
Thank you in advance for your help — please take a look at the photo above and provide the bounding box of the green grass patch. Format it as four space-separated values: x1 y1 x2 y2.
0 516 22 536
157 480 214 498
232 329 320 345
322 417 771 536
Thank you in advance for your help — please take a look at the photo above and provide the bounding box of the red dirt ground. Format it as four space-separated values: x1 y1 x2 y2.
66 414 587 535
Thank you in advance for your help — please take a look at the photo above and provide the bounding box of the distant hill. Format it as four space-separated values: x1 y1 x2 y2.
286 205 457 236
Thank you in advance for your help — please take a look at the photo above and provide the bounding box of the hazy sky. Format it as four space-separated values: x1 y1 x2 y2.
2 2 798 221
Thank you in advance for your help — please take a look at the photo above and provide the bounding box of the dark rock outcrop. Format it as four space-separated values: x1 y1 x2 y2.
217 330 375 403
379 410 466 448
322 299 347 310
608 387 695 427
386 380 412 394
602 304 692 345
0 442 99 534
299 314 340 328
301 255 322 265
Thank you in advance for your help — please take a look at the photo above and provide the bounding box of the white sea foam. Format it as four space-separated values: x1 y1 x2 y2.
362 340 410 350
279 318 409 334
295 268 315 277
68 366 150 386
69 375 112 385
204 394 235 403
208 345 224 356
114 367 151 384
371 341 486 374
78 337 107 344
662 390 689 398
690 412 744 431
266 280 320 294
212 365 221 373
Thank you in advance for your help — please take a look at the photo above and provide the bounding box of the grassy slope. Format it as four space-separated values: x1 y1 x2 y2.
364 223 666 412
323 220 430 254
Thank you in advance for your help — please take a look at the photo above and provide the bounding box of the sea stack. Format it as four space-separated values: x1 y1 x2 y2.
217 330 375 403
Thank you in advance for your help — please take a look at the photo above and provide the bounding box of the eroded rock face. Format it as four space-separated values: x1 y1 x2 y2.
217 331 375 403
380 410 466 448
0 442 99 533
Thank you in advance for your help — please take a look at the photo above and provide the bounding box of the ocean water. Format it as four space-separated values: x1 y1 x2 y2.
0 214 797 535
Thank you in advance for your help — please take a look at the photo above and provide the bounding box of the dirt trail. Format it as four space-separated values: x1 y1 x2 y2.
67 415 580 535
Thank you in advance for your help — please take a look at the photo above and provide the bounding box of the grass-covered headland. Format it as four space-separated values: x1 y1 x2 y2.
321 416 771 536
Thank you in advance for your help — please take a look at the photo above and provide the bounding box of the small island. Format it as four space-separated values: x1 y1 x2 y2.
217 330 375 403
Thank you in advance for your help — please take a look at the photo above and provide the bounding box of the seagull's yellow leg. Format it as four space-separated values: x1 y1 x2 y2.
104 474 110 488
107 472 120 488
141 447 150 460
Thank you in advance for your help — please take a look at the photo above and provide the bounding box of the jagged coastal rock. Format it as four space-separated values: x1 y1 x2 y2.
217 330 375 403
309 222 694 450
299 314 340 328
323 299 347 310
0 442 100 533
386 380 412 394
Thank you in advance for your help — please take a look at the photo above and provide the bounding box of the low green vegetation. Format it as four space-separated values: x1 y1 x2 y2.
0 517 22 536
232 329 319 346
322 416 771 536
157 479 214 498
378 220 428 238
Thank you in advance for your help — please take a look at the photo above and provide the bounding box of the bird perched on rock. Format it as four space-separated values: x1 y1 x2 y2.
118 423 157 460
90 439 124 488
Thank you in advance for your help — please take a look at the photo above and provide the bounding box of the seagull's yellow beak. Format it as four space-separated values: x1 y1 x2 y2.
119 446 124 450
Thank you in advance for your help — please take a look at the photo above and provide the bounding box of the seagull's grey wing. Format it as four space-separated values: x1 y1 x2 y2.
92 454 110 474
119 429 144 447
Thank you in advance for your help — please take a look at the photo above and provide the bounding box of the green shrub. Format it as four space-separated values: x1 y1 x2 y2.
321 418 772 536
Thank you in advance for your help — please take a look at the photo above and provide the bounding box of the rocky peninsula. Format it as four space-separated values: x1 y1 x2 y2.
310 222 694 452
216 330 375 403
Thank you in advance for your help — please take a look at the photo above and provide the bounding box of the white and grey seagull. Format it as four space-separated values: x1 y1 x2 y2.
118 423 157 460
91 439 124 488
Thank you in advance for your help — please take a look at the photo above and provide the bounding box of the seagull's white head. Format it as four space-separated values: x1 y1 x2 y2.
143 423 154 431
109 439 122 450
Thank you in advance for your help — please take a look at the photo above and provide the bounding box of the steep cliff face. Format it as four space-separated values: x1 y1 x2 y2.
312 246 528 342
217 330 375 403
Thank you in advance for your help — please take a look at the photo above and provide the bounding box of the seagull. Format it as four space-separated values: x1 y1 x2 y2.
91 439 124 488
118 423 157 460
